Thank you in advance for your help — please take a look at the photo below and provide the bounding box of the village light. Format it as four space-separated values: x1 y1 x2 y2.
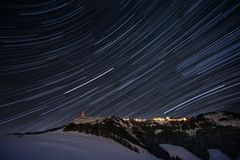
123 116 187 122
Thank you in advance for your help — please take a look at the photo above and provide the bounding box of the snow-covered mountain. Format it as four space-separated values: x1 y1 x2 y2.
63 111 240 160
2 111 240 160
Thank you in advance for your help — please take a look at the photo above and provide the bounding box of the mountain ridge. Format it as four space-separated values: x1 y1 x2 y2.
8 111 240 160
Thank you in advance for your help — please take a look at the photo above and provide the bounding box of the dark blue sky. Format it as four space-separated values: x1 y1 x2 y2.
0 0 240 133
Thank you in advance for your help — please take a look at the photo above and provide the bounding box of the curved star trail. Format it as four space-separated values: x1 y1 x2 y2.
0 0 240 132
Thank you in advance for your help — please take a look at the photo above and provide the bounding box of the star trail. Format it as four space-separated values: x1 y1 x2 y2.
0 0 240 133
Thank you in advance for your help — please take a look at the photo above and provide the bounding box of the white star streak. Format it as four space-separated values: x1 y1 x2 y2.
64 68 114 94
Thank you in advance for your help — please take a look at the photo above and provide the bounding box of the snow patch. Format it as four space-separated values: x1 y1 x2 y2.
154 129 163 134
185 128 200 136
73 117 104 124
208 149 231 160
159 144 201 160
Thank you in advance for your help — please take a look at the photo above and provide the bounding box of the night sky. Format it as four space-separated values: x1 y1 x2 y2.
0 0 240 133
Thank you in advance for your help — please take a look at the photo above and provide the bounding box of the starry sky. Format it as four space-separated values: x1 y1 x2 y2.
0 0 240 133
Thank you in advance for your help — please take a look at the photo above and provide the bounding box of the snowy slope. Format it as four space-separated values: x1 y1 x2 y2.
0 132 159 160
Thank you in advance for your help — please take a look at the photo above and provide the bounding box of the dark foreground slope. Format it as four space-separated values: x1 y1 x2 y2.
63 112 240 160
